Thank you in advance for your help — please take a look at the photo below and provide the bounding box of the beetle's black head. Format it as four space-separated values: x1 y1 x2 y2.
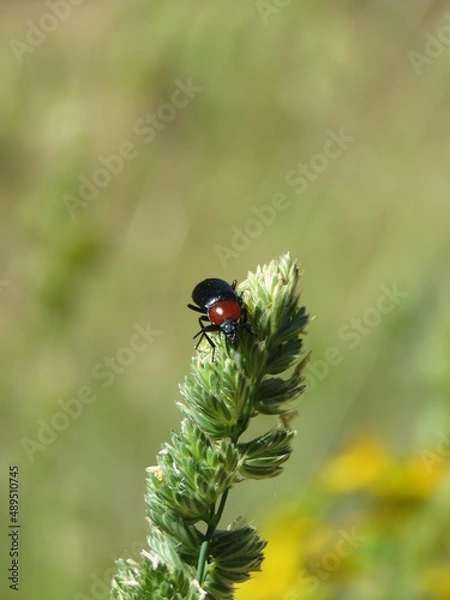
220 319 239 345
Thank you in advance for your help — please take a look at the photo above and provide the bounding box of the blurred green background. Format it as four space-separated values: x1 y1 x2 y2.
1 1 450 599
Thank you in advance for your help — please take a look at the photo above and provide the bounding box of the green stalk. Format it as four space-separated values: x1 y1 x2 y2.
197 489 230 585
111 253 310 600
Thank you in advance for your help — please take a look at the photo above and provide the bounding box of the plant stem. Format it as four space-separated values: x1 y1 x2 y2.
197 488 230 585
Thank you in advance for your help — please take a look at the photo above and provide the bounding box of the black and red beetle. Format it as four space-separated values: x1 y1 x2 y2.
187 278 252 358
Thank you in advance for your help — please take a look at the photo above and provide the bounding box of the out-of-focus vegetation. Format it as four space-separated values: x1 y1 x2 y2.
236 438 450 600
1 1 449 599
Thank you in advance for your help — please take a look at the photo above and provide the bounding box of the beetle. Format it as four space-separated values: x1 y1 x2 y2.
187 278 251 358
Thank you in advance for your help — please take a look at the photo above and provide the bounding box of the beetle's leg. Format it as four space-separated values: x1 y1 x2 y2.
187 303 206 314
192 316 210 339
194 322 219 339
240 321 255 337
195 330 216 351
193 323 218 361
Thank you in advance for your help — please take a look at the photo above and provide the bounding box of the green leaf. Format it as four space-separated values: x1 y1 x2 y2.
238 427 296 479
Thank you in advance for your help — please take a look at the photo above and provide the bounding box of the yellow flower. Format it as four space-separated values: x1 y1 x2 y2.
235 505 314 600
317 438 389 494
370 455 447 501
317 437 448 501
